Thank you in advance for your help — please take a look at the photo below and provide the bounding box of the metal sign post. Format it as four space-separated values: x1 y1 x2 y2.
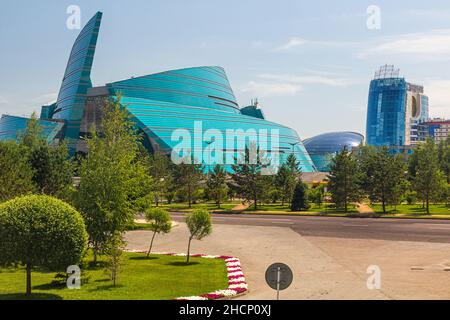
265 263 293 300
276 266 281 300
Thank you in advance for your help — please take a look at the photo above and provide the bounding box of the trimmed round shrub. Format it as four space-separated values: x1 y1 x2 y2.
0 195 88 294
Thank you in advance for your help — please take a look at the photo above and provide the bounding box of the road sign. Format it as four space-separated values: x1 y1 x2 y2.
265 263 293 300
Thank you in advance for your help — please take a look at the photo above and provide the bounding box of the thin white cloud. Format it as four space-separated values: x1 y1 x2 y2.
259 73 351 87
272 37 306 52
271 37 355 53
239 69 354 98
275 29 450 63
0 96 8 104
358 29 450 59
424 80 450 118
240 81 303 97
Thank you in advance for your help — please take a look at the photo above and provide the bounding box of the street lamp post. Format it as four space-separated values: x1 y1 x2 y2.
289 142 300 154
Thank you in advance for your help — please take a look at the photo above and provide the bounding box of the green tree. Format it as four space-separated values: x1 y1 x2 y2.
144 207 172 256
20 112 42 149
206 165 228 208
0 141 35 202
27 143 74 197
104 233 125 287
20 113 74 198
149 152 172 206
0 195 87 296
438 137 450 183
286 153 301 174
291 181 310 211
308 186 324 208
404 190 418 205
413 139 447 214
275 164 296 206
185 209 212 264
408 148 419 181
74 96 152 263
173 155 204 208
230 143 272 210
358 146 407 213
328 148 363 212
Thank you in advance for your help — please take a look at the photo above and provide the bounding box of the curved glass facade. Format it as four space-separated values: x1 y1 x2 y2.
0 115 64 144
0 11 316 173
303 132 364 172
52 12 102 153
108 66 315 172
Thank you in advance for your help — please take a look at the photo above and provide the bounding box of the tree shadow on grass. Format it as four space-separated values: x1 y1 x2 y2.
33 282 67 291
84 261 108 271
0 293 63 300
167 261 200 267
409 207 430 215
88 284 124 292
129 256 158 261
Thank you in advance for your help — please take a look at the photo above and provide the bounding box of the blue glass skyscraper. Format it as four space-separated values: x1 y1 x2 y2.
366 65 429 149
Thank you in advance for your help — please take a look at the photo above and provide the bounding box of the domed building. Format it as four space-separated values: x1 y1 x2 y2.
303 132 364 172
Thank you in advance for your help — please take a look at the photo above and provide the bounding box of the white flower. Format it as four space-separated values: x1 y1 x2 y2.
177 296 208 300
228 271 244 277
211 289 238 297
229 277 246 283
125 249 146 253
227 267 241 272
228 283 248 289
226 262 241 267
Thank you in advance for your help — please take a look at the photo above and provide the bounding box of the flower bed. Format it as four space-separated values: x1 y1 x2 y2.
126 250 248 300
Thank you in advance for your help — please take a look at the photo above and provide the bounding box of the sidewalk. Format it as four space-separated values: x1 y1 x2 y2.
231 202 251 213
355 203 375 216
125 223 387 300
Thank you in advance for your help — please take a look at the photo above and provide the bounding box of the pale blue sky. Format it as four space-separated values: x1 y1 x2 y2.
1 0 449 139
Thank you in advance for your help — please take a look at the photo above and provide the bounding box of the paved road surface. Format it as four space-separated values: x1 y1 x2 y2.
170 212 450 243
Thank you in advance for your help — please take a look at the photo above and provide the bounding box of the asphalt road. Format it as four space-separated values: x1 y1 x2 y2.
170 212 450 244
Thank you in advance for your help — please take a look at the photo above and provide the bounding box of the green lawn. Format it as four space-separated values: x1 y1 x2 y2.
160 202 240 212
371 204 450 216
244 203 358 214
0 252 228 300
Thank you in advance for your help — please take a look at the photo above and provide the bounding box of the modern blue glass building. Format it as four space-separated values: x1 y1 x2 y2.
303 132 364 172
0 11 316 173
52 12 102 153
0 115 64 144
366 65 429 150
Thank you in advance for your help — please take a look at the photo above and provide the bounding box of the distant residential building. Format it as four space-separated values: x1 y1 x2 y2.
366 65 429 150
418 119 450 143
